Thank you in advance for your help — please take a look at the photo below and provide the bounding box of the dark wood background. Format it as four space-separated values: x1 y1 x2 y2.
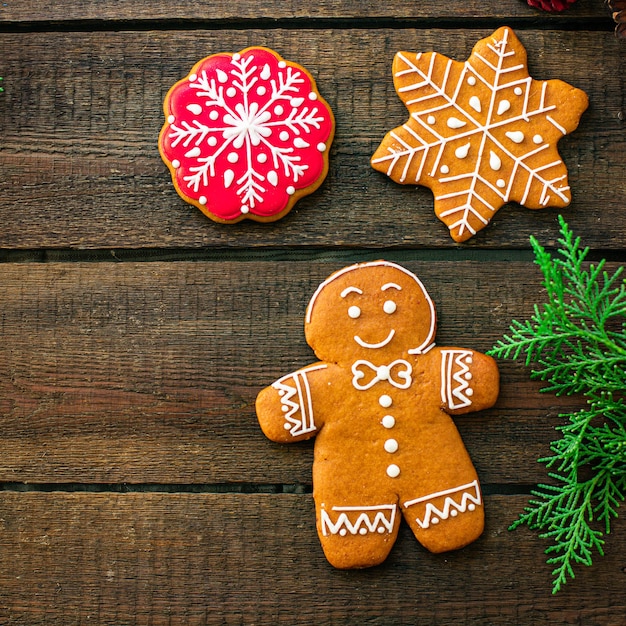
0 1 625 623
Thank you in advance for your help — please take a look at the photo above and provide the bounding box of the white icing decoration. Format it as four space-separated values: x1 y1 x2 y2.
279 131 290 141
547 115 567 135
467 75 476 86
533 134 543 144
185 147 201 158
224 169 235 188
293 138 310 148
257 153 268 163
168 115 175 124
489 150 502 171
286 185 295 195
321 504 396 537
404 480 482 529
306 261 437 356
209 110 219 120
274 105 284 115
440 164 450 174
198 195 207 205
379 394 392 408
348 305 361 319
317 142 327 152
447 117 466 129
291 97 305 107
351 359 412 390
272 364 327 436
381 282 402 292
340 286 363 298
386 464 400 478
232 53 241 61
208 136 217 147
427 115 436 125
226 87 236 97
505 130 524 144
455 143 470 159
383 300 397 314
240 205 249 214
441 349 474 409
186 103 203 115
309 92 318 100
381 415 395 428
384 439 399 453
354 329 395 350
227 152 239 163
497 100 511 115
496 179 505 188
278 61 287 68
216 69 228 83
189 73 197 82
267 170 279 186
257 86 267 96
260 63 272 80
171 159 180 169
469 96 481 113
514 86 523 95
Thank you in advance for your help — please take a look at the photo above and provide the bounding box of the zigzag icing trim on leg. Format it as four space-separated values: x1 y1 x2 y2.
320 504 397 536
403 480 482 529
273 364 327 436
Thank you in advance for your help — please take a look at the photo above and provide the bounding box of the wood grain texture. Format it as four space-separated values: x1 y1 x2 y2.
0 260 594 484
0 0 612 23
0 29 623 249
0 492 624 625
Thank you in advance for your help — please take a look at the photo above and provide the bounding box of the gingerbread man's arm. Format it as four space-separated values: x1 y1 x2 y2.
256 362 332 443
436 347 499 415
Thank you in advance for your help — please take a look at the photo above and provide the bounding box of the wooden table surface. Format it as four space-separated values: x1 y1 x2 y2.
0 1 625 624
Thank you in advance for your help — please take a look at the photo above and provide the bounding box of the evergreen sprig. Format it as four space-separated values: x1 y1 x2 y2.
488 215 626 594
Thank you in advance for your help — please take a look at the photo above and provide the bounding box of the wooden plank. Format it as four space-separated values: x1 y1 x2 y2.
0 260 598 484
0 29 622 249
0 0 611 23
0 492 624 624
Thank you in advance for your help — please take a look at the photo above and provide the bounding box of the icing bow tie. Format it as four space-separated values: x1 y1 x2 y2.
351 359 413 391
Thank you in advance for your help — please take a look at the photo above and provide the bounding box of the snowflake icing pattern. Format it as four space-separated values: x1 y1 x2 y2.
371 27 588 241
159 47 334 223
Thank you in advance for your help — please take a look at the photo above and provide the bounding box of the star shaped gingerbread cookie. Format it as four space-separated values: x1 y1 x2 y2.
371 27 588 242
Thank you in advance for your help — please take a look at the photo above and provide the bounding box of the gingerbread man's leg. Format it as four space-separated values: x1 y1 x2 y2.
313 494 401 569
399 414 485 553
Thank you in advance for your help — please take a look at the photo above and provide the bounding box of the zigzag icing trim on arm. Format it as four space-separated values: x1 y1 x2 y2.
272 364 327 436
320 504 397 536
441 349 474 409
403 480 482 529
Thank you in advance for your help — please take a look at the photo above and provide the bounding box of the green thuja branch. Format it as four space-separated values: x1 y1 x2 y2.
489 216 626 594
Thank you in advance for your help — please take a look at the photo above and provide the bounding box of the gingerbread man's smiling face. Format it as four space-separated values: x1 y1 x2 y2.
305 261 437 365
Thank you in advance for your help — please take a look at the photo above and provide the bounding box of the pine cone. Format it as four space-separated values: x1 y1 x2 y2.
526 0 578 11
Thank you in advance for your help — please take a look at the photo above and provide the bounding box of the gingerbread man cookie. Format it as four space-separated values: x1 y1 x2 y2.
371 27 588 242
159 47 335 223
256 261 499 568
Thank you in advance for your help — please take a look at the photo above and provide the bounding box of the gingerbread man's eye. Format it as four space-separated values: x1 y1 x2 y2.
348 305 361 319
383 300 397 314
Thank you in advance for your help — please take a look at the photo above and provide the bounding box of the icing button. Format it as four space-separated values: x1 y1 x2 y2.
386 464 400 478
379 394 392 408
384 439 398 453
381 415 395 429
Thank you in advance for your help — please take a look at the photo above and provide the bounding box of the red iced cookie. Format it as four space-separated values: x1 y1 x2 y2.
159 47 335 223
